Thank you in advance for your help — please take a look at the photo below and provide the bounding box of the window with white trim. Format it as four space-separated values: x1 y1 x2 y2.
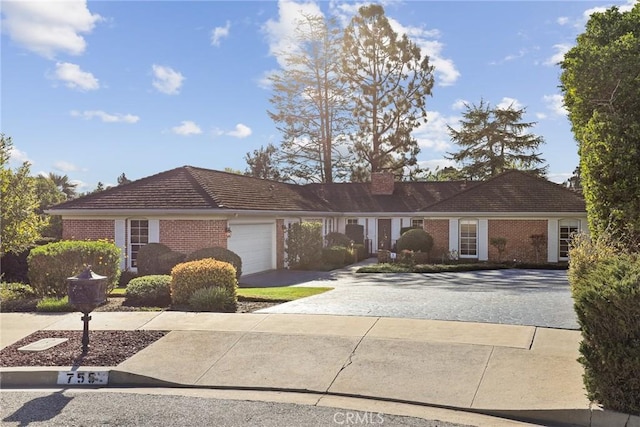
459 219 478 257
129 219 149 268
559 219 580 259
346 218 359 225
411 218 424 229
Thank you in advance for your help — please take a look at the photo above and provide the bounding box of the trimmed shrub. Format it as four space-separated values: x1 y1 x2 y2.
118 270 139 288
170 258 237 305
396 229 434 253
345 224 364 245
322 246 347 267
157 251 186 274
286 222 323 270
36 296 75 312
568 232 620 288
137 243 171 276
0 282 35 301
398 250 414 266
413 252 430 265
186 247 242 280
570 253 640 415
352 244 366 261
188 286 237 312
27 240 121 297
377 250 391 263
325 232 352 248
125 275 171 307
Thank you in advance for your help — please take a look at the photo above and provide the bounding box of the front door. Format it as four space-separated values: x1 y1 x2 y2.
378 219 392 250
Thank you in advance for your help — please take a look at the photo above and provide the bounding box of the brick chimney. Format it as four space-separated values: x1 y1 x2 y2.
371 172 395 195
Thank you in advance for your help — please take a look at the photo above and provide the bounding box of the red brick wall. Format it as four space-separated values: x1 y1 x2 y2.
159 219 227 254
276 219 284 269
370 172 395 195
488 219 547 263
62 219 115 241
424 219 449 260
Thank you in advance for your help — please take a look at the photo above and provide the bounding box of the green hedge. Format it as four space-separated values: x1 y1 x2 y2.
137 243 185 276
125 275 171 307
396 229 433 253
27 240 121 297
570 253 640 415
286 222 323 270
322 246 347 267
186 247 242 280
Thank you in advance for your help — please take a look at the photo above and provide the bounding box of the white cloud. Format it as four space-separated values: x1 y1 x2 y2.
256 69 277 90
451 99 468 110
211 21 231 46
172 120 202 136
226 123 252 138
543 94 568 116
557 16 569 25
52 62 99 91
413 110 459 152
417 158 456 172
535 112 548 120
53 160 80 172
70 110 140 123
7 146 31 165
262 0 324 68
544 43 571 66
387 19 460 87
152 64 184 95
1 0 101 59
497 97 524 110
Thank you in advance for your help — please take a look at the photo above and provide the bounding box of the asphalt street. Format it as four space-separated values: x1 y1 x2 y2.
1 390 477 427
246 268 578 330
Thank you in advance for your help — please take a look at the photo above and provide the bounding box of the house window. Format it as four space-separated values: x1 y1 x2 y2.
129 219 149 268
347 218 359 225
459 219 478 257
559 219 580 259
411 218 424 229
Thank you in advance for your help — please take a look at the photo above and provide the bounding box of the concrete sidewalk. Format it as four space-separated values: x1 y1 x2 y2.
1 312 637 427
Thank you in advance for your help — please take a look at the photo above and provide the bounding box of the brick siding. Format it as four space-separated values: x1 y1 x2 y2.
62 219 115 241
159 219 228 254
488 219 548 263
424 219 449 261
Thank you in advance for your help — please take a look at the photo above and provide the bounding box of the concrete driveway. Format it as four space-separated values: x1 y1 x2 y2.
241 264 579 330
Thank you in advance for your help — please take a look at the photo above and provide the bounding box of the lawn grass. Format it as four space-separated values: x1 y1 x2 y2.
109 285 332 301
237 286 333 301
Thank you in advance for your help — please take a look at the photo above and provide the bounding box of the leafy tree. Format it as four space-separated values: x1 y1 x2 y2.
560 3 640 244
34 175 66 238
268 13 352 183
117 173 131 185
564 166 583 193
342 4 434 180
446 100 547 180
244 143 286 181
47 172 77 199
0 134 45 255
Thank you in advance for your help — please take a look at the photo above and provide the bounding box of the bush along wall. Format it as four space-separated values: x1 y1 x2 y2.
27 240 121 297
170 258 237 306
570 252 640 415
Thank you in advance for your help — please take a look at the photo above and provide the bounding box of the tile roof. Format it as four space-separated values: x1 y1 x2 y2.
49 166 585 214
423 170 586 213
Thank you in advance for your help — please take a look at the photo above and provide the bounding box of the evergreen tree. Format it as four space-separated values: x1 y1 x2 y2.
560 3 640 244
117 173 131 185
268 13 352 183
342 4 434 181
244 143 286 182
446 100 547 180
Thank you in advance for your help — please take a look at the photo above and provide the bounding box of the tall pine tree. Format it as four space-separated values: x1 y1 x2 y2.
341 4 434 181
446 100 547 180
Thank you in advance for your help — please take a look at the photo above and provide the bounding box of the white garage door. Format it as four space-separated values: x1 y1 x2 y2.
227 223 274 276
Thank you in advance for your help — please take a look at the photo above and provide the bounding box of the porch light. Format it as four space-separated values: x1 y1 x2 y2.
226 227 232 238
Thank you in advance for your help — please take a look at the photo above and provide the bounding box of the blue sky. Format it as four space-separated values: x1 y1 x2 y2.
2 0 635 191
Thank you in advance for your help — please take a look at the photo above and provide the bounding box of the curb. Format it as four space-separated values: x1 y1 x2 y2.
2 367 639 427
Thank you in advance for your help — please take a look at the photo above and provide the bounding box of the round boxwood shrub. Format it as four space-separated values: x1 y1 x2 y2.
125 275 171 307
170 258 237 305
396 229 433 253
188 286 237 312
186 247 242 280
325 232 352 248
137 243 171 276
322 246 347 267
